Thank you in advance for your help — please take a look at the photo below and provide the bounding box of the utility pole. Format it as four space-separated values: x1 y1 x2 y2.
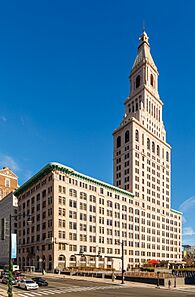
121 240 125 284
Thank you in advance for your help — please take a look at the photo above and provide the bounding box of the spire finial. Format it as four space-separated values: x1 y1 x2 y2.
142 19 146 33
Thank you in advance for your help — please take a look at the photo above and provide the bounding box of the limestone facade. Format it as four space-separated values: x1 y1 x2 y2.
15 162 181 271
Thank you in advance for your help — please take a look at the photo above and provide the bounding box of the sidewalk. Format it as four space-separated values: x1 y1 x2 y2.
0 272 194 297
26 271 195 290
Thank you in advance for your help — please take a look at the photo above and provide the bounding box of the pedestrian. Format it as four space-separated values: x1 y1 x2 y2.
168 279 171 289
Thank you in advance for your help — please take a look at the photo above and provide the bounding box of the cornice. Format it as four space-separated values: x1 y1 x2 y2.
14 162 134 198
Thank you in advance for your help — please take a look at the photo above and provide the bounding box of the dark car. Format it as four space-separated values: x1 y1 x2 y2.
2 276 17 285
32 277 48 286
0 271 8 279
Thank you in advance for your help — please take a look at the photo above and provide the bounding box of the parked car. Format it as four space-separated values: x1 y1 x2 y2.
18 279 39 290
32 277 48 286
2 276 17 285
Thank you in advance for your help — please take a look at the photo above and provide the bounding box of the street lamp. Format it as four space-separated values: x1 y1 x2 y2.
8 213 32 297
104 240 125 284
121 240 125 284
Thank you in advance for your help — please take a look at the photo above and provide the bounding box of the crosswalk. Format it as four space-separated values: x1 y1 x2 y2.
174 287 195 294
16 285 122 297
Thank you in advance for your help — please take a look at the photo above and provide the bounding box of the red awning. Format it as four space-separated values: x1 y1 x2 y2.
147 259 160 265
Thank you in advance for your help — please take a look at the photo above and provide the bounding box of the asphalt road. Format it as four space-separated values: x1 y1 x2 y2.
0 277 195 297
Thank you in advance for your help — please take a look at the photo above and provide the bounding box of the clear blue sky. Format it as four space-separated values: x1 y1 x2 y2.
0 0 195 244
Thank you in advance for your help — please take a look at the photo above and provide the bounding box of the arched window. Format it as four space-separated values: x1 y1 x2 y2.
69 189 77 197
135 130 139 142
116 136 121 148
162 148 164 159
152 142 155 153
70 255 76 262
125 130 129 143
150 74 154 86
147 138 150 150
80 192 87 200
58 255 65 261
157 145 160 157
156 107 158 120
166 152 169 162
132 103 135 113
80 255 87 262
136 75 141 88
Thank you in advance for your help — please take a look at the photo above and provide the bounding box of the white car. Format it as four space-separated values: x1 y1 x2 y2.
18 279 39 290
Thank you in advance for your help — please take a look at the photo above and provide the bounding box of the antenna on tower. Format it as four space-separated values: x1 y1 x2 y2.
142 19 146 32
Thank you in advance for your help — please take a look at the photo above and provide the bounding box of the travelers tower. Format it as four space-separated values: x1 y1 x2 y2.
113 31 171 212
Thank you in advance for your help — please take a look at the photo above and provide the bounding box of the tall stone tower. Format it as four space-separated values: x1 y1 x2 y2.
113 32 171 211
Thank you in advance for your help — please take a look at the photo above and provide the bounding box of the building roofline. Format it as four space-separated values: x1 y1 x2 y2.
170 208 182 215
14 162 134 198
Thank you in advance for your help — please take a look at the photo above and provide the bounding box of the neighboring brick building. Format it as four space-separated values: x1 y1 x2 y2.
0 192 18 266
0 167 18 201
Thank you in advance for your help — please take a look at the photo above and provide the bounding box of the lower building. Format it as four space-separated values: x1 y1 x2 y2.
0 192 18 266
0 167 18 201
14 162 182 272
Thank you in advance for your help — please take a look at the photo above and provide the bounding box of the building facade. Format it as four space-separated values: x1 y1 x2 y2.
113 32 182 262
0 167 18 201
0 192 18 265
14 32 182 271
15 162 181 272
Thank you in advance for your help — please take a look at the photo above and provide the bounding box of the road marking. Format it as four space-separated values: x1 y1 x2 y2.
16 285 123 296
175 288 195 293
28 293 42 296
40 290 55 294
18 292 34 297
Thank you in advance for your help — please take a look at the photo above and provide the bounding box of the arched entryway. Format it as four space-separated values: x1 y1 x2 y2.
69 255 76 267
58 255 66 270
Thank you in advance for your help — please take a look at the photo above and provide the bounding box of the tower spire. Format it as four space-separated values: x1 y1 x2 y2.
131 31 157 74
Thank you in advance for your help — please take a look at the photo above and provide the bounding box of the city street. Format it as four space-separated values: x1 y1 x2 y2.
0 277 195 297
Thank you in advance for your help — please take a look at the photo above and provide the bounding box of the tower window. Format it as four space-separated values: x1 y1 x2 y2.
150 74 154 87
135 100 138 111
136 75 141 88
147 138 150 150
125 131 129 143
157 145 160 157
166 152 169 162
116 136 121 148
152 142 155 153
135 130 139 142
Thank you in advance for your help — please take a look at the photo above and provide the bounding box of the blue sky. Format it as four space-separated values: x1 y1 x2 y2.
0 0 195 245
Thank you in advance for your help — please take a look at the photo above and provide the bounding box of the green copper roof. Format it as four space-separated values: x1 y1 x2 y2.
14 162 134 198
170 208 182 216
